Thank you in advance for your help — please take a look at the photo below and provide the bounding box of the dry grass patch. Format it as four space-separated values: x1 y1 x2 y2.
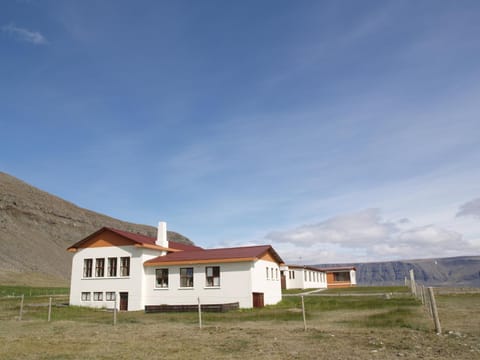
0 288 479 359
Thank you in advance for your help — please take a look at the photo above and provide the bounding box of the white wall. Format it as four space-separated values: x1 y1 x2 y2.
284 268 327 290
143 262 254 308
251 259 282 306
350 270 357 285
71 249 284 310
69 246 160 311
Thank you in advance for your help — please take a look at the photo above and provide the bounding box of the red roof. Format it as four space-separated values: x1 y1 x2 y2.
317 266 356 272
67 227 203 252
287 264 327 272
145 245 284 266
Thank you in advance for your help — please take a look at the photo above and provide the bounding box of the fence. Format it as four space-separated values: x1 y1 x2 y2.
0 293 69 322
406 270 442 334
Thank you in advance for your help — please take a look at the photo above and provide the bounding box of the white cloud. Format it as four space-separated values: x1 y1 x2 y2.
397 225 462 245
457 198 480 219
2 23 47 45
266 209 480 264
266 209 398 247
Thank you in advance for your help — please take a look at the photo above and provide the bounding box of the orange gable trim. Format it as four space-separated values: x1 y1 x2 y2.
134 243 182 252
75 231 135 249
144 257 256 267
259 251 277 263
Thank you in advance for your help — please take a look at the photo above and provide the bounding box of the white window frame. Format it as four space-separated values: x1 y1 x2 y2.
180 267 194 288
155 268 169 289
205 266 220 287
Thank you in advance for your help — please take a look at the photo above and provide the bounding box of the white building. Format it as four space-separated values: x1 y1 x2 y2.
282 265 328 290
68 223 284 311
282 265 357 290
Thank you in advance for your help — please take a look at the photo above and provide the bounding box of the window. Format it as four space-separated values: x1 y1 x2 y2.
95 258 105 277
292 271 295 280
266 267 269 280
275 268 279 281
108 257 117 277
309 271 312 282
333 272 350 282
106 292 116 301
120 257 130 276
304 270 307 281
93 292 103 301
205 266 220 287
83 259 93 278
271 268 274 280
81 292 91 301
155 268 169 288
180 267 194 287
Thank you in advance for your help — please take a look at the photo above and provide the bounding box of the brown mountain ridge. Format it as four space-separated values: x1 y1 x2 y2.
0 172 192 285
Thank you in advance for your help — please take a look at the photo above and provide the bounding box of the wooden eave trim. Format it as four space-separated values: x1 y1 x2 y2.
134 243 182 252
144 257 256 267
67 248 77 253
259 248 284 264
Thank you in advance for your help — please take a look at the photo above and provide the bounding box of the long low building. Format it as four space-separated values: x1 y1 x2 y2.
281 265 356 290
68 222 284 311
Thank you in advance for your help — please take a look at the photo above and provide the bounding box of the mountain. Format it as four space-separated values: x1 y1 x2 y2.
316 255 480 287
0 172 192 285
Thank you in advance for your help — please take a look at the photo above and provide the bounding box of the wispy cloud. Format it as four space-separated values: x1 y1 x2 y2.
2 23 47 45
457 198 480 219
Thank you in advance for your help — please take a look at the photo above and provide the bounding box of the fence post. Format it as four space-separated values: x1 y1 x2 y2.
301 295 307 331
19 294 24 321
48 297 52 322
198 297 202 329
427 287 441 334
113 295 117 326
409 269 416 296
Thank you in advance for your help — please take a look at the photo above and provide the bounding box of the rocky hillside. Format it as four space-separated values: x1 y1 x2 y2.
317 255 480 287
0 172 192 283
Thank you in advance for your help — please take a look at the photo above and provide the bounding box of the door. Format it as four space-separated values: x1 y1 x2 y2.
252 292 264 308
119 292 128 311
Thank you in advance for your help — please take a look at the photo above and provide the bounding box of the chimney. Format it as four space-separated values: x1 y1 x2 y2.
156 221 168 248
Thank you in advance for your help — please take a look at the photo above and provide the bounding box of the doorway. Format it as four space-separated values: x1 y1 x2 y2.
119 292 128 311
252 292 264 308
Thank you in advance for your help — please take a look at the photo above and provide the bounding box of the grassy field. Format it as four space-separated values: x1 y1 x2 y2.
0 286 478 359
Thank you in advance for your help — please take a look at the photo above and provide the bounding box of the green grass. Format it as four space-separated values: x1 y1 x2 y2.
0 285 69 297
279 294 420 311
0 285 421 329
322 286 409 294
282 288 312 294
342 307 425 330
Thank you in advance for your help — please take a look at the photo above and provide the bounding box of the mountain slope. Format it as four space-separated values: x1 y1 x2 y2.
0 172 192 283
316 255 480 287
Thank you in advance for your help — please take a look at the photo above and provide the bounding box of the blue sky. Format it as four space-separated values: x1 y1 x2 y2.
2 0 480 264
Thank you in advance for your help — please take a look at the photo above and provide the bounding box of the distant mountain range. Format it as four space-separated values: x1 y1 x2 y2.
316 255 480 287
0 172 192 284
1 171 479 287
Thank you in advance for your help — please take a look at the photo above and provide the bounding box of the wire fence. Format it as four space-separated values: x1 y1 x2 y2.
405 270 442 334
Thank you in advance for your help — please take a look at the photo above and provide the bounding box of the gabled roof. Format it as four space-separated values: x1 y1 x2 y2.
144 245 284 266
286 264 327 272
67 227 203 253
317 266 356 272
